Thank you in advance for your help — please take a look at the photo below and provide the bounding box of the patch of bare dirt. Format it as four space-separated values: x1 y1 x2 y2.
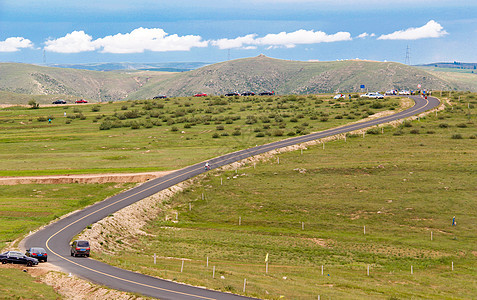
0 171 173 185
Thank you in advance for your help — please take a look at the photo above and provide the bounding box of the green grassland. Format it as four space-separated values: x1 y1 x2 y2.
93 93 476 299
0 267 61 299
0 94 401 176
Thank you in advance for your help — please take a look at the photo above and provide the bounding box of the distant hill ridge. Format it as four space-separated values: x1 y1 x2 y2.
0 56 475 104
129 55 460 98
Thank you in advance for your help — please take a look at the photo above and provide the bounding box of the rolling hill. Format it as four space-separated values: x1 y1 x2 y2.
1 56 476 104
0 63 174 103
128 55 470 98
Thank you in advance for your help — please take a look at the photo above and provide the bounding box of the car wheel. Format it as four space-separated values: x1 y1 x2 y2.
1 259 7 264
71 251 74 257
44 258 47 262
86 254 90 257
27 261 33 267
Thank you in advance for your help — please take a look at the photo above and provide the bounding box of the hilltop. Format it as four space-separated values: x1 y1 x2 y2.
1 56 476 104
130 56 466 98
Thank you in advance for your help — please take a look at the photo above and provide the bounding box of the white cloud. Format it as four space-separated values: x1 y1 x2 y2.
211 29 351 50
45 31 97 53
255 30 352 47
44 28 208 54
357 32 375 39
95 28 208 53
0 37 33 52
211 34 257 50
378 20 448 40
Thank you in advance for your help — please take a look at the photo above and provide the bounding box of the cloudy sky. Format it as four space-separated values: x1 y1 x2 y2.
1 0 476 65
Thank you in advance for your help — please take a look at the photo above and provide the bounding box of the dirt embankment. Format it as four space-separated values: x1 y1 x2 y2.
0 171 173 185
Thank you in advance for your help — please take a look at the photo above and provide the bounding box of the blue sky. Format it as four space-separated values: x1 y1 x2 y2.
1 0 476 65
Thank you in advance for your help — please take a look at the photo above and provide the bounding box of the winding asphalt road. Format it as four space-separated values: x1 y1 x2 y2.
23 96 439 299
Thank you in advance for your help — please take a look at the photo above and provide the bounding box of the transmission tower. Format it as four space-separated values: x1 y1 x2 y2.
43 50 46 64
405 45 411 65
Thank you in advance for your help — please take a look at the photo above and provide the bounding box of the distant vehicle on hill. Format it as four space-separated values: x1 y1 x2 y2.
360 92 384 99
225 92 240 96
241 91 255 96
193 93 207 97
153 95 167 99
259 91 275 96
52 99 67 104
333 93 345 99
385 90 397 95
399 90 411 95
75 99 88 103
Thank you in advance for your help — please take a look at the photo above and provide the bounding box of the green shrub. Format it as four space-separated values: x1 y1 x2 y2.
232 130 241 136
410 129 420 134
439 123 449 128
212 133 219 138
451 134 463 139
456 123 467 128
171 126 178 132
366 128 379 134
99 121 112 130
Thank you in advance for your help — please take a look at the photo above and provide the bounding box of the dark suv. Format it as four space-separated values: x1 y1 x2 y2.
70 240 90 257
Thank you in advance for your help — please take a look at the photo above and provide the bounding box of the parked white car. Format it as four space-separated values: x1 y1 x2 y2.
399 90 410 95
385 90 397 95
333 94 346 99
361 92 384 99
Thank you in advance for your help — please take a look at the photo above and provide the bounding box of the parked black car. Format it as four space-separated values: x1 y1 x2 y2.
153 95 167 99
52 99 67 104
241 91 255 96
0 251 39 266
259 91 275 96
25 247 48 262
71 240 90 257
225 92 240 96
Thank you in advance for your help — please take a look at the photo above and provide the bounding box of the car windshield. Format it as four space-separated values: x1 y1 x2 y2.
77 241 89 247
31 248 45 253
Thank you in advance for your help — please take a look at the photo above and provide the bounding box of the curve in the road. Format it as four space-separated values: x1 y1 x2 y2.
24 96 440 299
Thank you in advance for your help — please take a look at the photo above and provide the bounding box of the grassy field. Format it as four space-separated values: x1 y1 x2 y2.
0 94 400 176
0 267 61 299
93 93 476 299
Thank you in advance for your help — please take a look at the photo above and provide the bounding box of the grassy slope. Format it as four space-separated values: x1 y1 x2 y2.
0 268 61 299
0 63 173 103
2 57 472 104
94 94 476 299
0 94 400 176
129 56 459 98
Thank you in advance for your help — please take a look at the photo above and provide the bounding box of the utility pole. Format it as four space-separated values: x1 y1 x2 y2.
405 45 411 65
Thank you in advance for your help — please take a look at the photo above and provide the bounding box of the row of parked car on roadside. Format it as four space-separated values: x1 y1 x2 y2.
153 91 275 99
0 240 90 267
52 99 88 104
